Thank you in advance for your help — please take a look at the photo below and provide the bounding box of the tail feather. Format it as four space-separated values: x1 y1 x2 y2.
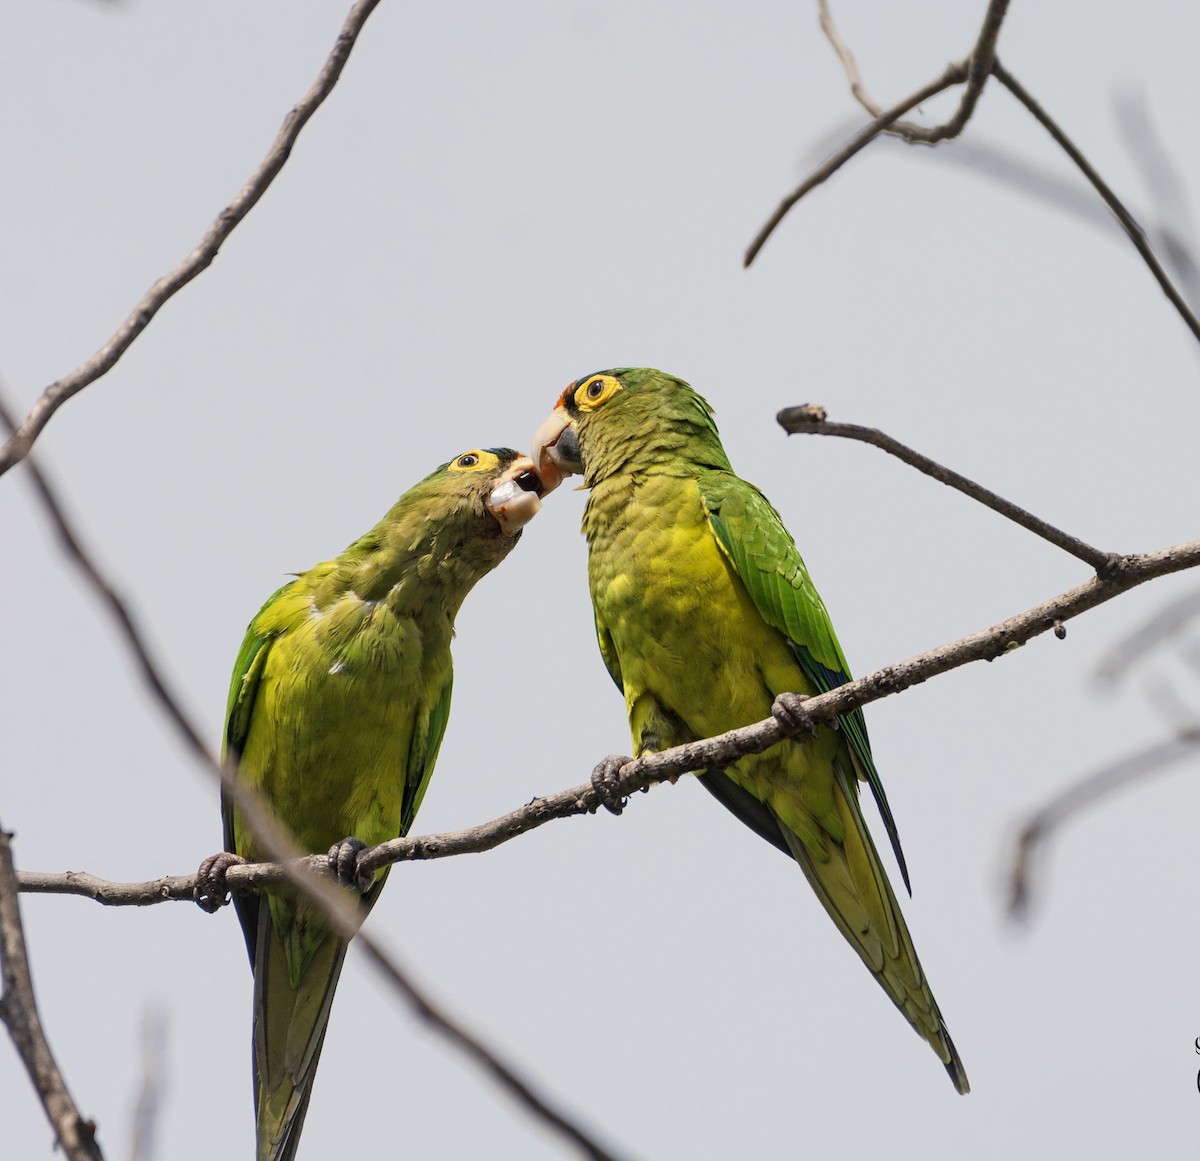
777 759 969 1094
252 906 349 1161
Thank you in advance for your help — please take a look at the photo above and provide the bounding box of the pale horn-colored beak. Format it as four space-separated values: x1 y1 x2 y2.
530 408 582 494
487 455 545 535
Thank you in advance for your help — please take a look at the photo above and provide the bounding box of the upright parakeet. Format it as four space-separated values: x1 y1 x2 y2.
531 369 968 1092
198 448 546 1160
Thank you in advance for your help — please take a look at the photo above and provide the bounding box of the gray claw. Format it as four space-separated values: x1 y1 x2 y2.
328 837 374 893
772 692 815 738
195 851 245 912
590 754 632 815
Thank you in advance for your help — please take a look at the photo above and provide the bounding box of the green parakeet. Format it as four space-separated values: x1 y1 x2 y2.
531 369 968 1093
199 448 546 1160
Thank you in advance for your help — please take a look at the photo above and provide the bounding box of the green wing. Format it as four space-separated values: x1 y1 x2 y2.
593 612 624 692
400 675 453 836
699 471 910 892
220 580 302 962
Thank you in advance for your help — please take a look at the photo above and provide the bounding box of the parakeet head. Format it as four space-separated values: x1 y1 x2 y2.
531 367 732 489
334 447 547 605
424 447 547 538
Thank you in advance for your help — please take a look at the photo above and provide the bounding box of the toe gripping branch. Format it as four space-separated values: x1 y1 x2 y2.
195 851 246 912
328 836 375 894
771 691 817 739
590 754 634 815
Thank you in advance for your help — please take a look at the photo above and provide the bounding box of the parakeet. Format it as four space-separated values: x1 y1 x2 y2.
199 448 546 1160
531 369 968 1092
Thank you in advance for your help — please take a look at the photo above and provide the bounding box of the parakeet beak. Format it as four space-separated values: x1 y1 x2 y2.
487 455 546 535
530 406 582 494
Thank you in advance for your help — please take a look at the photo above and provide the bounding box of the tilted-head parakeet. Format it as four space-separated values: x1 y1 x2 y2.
199 448 546 1160
531 369 968 1093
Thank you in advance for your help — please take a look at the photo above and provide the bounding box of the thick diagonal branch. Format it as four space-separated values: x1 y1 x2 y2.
0 0 383 479
20 535 1200 906
0 828 105 1161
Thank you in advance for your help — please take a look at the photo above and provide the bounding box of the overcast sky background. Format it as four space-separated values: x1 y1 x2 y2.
4 2 1200 1159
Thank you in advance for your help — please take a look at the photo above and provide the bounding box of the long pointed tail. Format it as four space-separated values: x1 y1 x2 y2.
252 908 349 1161
778 759 969 1094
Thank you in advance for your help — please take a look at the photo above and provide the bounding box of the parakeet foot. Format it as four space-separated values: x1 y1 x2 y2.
590 754 633 815
194 851 245 912
772 691 816 739
328 837 375 893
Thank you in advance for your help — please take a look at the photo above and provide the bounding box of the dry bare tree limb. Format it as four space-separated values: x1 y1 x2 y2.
0 0 383 481
20 534 1200 909
1092 589 1200 687
802 7 1200 346
776 405 1116 572
1007 728 1200 919
991 60 1200 345
1 396 631 1161
820 0 1010 144
0 394 220 769
0 828 105 1161
743 66 964 266
745 0 1010 265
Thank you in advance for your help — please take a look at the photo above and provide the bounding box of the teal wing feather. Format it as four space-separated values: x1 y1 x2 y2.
698 471 910 893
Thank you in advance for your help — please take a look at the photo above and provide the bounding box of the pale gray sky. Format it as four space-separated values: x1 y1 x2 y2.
4 2 1199 1159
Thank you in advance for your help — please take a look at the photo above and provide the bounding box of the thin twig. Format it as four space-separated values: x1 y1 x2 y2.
743 66 965 266
991 60 1200 345
1 395 630 1161
0 0 383 480
817 0 1009 142
746 0 1011 265
0 397 219 768
776 405 1116 572
1007 727 1200 919
0 828 105 1161
20 534 1200 908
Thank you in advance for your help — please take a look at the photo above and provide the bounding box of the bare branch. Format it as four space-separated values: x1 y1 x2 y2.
991 60 1200 345
20 534 1200 908
743 65 964 266
0 0 383 480
746 0 1011 265
1007 728 1200 919
0 396 219 770
819 0 1009 143
776 405 1116 572
0 828 105 1161
793 8 1200 348
1 396 631 1161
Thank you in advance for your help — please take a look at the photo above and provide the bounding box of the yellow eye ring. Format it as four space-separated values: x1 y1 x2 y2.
456 454 479 468
574 374 621 411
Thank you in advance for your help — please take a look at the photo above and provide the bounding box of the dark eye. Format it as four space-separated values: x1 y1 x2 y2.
457 454 479 468
586 379 605 399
